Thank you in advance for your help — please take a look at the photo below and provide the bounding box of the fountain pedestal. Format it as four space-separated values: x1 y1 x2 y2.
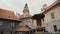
34 26 46 34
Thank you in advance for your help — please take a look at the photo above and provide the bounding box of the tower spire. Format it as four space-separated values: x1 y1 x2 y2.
23 3 29 14
25 3 28 6
25 1 27 6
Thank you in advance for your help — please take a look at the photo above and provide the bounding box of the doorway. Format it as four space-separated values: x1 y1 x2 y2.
53 25 57 32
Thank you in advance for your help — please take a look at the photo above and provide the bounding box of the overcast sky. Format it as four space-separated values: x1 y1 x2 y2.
0 0 56 15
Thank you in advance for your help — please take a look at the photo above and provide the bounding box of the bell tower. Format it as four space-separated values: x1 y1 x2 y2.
23 3 29 14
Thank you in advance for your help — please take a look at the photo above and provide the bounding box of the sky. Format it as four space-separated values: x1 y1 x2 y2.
0 0 56 16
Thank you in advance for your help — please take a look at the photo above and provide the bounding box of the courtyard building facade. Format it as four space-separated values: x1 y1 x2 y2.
42 0 60 33
0 9 21 34
0 3 37 34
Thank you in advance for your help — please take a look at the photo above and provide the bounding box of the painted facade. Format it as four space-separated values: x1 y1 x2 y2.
0 9 21 34
42 0 60 33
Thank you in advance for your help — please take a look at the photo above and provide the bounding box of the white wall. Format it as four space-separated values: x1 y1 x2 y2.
26 19 37 29
20 18 37 29
42 6 60 33
45 20 60 33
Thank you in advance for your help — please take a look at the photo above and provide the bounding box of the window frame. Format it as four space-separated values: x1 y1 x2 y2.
51 12 55 19
0 21 3 25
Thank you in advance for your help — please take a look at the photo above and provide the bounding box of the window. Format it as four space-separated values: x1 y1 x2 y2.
0 21 3 25
11 22 15 26
23 19 27 23
29 19 33 23
19 23 26 27
53 25 57 32
51 12 55 19
27 19 33 23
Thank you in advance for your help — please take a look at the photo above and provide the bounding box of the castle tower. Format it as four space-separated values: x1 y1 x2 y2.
20 3 31 18
23 3 29 14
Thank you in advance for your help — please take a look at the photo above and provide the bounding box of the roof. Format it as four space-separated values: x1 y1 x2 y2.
43 0 60 14
20 13 31 19
0 9 21 21
16 27 30 31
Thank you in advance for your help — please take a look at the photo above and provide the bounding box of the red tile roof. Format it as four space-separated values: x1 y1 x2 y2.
43 0 60 14
0 9 21 21
16 27 30 31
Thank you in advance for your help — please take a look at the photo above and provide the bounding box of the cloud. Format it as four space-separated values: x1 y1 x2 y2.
0 0 56 15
